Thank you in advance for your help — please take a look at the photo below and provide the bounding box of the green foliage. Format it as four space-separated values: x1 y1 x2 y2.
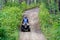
39 3 60 40
5 1 39 10
5 0 19 6
20 1 39 10
5 2 19 7
0 7 22 40
20 1 27 10
0 1 40 40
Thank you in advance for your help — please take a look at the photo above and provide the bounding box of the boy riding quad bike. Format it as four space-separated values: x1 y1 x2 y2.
21 17 30 32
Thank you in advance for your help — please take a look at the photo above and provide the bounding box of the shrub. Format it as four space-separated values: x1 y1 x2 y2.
0 6 23 40
39 3 60 40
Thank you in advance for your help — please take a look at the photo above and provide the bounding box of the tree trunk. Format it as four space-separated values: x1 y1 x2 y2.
27 0 30 5
19 0 23 3
34 0 36 4
58 0 60 11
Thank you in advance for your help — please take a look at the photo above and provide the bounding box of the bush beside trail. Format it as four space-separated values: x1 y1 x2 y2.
39 3 60 40
0 6 23 40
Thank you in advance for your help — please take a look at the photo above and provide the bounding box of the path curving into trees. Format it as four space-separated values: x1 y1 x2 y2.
19 8 46 40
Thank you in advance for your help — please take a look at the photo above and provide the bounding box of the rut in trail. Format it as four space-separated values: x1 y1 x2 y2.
19 8 47 40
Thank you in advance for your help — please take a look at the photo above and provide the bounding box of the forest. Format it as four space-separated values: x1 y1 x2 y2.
0 0 60 40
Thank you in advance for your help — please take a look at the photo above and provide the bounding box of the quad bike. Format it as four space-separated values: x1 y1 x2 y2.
21 23 31 32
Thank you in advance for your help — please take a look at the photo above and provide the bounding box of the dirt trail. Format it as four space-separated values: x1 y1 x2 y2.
19 8 46 40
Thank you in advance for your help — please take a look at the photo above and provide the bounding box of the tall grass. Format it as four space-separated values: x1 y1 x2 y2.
39 3 60 40
0 6 23 40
